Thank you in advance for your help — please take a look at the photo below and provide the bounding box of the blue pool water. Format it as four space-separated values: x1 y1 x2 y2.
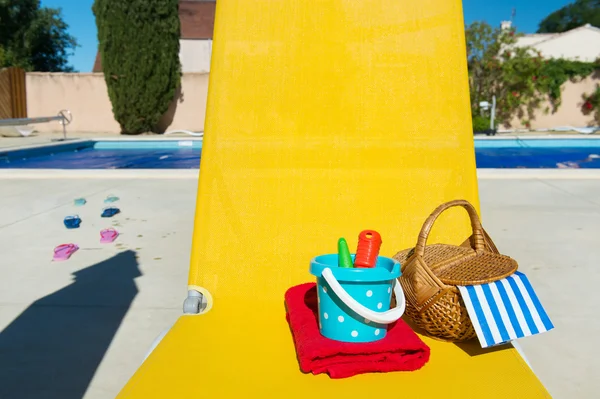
475 138 600 168
476 147 600 168
1 138 600 169
2 147 201 169
0 141 202 169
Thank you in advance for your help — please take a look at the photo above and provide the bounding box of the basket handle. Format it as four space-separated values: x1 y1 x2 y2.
415 200 485 257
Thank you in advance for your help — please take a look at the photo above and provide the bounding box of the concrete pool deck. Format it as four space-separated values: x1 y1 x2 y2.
0 174 599 398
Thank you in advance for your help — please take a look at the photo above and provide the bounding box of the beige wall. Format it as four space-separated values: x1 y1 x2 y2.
25 70 598 134
26 72 208 134
509 74 600 130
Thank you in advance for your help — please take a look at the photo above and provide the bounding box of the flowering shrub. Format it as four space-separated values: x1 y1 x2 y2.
466 21 600 129
582 85 600 123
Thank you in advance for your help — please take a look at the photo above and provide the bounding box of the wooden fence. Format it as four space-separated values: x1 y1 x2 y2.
0 67 27 119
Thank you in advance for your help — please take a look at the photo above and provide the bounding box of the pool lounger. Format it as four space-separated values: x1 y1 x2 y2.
116 1 552 398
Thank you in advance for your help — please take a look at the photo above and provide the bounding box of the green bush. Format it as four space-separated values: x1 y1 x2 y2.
93 0 181 134
472 115 491 133
466 21 600 127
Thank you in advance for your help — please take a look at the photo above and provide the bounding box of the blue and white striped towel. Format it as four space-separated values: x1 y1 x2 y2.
458 271 554 349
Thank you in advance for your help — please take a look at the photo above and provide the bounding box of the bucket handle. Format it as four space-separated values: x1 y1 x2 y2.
321 268 406 325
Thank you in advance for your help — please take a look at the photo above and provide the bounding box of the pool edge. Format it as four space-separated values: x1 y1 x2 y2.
1 168 600 179
0 169 201 179
477 169 600 179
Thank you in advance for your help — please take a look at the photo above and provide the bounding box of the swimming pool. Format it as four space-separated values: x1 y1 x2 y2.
475 138 600 169
0 140 203 169
1 137 600 169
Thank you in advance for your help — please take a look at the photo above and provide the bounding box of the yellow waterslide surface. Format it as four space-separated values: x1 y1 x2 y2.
118 0 551 397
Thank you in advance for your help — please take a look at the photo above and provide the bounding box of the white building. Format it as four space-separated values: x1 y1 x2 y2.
504 21 600 62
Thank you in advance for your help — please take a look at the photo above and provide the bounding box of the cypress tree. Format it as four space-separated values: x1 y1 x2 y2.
93 0 181 134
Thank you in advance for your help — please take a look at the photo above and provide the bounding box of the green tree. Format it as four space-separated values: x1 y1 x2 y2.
466 22 546 127
0 0 77 71
93 0 181 135
538 0 600 33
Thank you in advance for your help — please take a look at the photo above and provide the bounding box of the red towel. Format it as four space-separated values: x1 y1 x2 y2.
285 282 430 379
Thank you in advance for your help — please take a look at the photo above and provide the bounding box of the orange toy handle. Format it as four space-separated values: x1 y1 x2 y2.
354 230 382 268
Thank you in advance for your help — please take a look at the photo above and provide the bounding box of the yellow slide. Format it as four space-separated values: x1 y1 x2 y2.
118 1 551 397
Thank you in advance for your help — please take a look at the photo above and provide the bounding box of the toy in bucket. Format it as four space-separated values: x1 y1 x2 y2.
309 230 406 343
354 230 382 268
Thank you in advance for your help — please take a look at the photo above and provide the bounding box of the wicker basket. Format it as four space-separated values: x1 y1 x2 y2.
393 199 518 342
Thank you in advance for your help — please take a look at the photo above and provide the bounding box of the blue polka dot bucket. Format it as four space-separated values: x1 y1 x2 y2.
309 254 406 343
